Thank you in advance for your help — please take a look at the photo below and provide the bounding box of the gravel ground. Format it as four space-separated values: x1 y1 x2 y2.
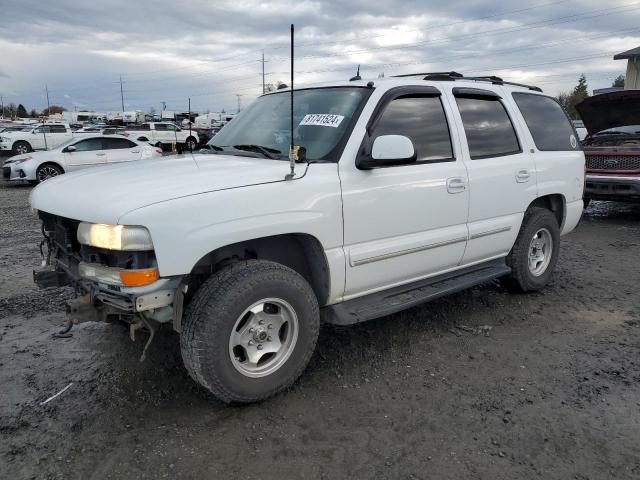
1 179 640 480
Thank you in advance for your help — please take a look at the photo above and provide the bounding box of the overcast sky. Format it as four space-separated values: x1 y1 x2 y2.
0 0 638 114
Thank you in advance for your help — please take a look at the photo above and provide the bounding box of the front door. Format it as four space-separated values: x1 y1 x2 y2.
339 87 469 299
64 137 108 171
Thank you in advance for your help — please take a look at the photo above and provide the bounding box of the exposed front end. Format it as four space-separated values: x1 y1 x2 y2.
34 212 184 338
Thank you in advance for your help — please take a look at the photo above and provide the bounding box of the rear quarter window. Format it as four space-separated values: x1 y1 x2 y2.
512 93 579 151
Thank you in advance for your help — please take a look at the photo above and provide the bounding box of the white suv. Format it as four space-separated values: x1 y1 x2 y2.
124 122 199 151
0 123 73 154
30 73 584 403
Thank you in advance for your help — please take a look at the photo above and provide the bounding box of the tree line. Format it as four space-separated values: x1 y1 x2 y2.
0 103 66 119
556 74 624 119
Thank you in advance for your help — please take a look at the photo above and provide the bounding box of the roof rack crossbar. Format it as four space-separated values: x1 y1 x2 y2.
391 71 542 92
392 71 463 79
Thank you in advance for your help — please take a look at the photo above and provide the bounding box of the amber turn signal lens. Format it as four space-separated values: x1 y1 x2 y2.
119 268 159 287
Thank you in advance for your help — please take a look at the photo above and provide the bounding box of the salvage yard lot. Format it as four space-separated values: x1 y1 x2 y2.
1 180 639 479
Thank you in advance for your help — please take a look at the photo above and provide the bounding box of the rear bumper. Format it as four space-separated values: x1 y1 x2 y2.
585 174 640 202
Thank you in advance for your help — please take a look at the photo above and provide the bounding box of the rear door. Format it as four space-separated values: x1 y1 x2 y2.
340 86 469 298
103 137 142 163
63 137 107 171
153 123 171 143
48 125 73 147
448 86 537 265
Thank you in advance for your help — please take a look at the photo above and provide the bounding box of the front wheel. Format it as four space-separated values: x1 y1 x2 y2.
501 207 560 292
181 260 320 403
35 163 63 183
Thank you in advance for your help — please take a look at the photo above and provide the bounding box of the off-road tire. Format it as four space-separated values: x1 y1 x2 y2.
181 260 320 403
12 141 32 155
501 207 560 293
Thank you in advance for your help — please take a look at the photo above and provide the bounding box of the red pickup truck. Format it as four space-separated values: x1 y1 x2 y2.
577 91 640 206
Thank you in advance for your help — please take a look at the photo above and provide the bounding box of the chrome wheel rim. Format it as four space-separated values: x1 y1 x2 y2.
528 228 553 276
37 166 60 182
228 298 299 378
15 144 28 154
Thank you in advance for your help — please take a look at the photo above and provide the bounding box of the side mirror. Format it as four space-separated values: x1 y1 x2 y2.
65 145 76 153
357 135 417 169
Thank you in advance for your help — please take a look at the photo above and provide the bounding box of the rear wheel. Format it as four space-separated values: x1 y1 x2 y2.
35 163 63 183
502 207 560 292
185 137 198 152
181 260 320 403
13 141 32 155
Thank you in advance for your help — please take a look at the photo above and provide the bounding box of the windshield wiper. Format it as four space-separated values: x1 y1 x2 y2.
232 144 281 159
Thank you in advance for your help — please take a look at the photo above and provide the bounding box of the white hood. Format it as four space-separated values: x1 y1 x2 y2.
30 154 294 224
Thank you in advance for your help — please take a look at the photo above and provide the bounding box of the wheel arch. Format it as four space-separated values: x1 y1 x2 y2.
527 193 565 230
12 139 32 151
187 233 331 306
37 161 65 174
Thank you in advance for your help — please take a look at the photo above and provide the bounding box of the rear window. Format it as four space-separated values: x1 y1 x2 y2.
512 93 579 151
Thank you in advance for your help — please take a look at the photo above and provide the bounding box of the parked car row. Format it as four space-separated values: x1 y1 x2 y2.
0 121 198 155
2 135 162 184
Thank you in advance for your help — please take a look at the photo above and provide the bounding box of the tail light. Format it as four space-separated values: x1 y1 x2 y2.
155 148 163 154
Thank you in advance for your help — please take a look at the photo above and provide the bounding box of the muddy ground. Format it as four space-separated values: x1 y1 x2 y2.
1 179 639 480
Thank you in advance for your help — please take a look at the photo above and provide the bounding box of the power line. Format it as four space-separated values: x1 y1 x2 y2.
268 2 640 63
115 0 572 79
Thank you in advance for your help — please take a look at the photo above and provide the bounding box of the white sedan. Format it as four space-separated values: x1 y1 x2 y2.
2 135 162 184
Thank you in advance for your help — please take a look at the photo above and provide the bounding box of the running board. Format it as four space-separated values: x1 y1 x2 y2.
322 259 510 325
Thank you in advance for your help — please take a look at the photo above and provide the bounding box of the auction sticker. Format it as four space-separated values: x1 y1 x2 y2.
300 114 345 128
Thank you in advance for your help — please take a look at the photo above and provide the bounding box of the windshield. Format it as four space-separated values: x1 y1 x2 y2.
207 87 371 161
595 125 640 135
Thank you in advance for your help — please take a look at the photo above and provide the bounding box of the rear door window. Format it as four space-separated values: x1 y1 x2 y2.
103 138 137 149
512 93 579 151
455 95 521 159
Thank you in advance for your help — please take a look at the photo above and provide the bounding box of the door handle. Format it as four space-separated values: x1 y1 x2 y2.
446 177 467 194
96 153 106 156
130 150 140 153
516 169 531 183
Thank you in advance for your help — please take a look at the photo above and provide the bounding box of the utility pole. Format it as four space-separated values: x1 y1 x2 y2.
262 50 266 94
45 85 51 115
119 75 125 112
236 94 243 113
0 93 4 119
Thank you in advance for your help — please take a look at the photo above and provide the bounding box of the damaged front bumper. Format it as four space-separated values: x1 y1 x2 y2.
35 262 185 330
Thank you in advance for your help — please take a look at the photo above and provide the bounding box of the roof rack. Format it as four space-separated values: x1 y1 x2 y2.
393 71 463 79
391 71 542 92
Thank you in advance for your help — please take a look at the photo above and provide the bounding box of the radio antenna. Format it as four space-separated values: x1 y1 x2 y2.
286 24 296 180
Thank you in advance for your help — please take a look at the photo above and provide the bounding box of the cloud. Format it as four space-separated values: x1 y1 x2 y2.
0 0 637 112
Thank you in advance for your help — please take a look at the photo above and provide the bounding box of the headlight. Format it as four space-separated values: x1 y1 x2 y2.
77 223 154 250
11 157 31 165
